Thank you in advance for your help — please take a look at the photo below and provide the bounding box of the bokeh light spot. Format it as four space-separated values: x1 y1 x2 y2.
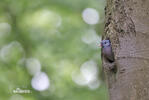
0 22 11 36
9 94 24 100
82 29 101 49
24 9 62 29
72 60 100 89
0 41 24 63
88 79 101 90
82 8 99 25
80 60 98 83
26 58 41 76
31 72 50 91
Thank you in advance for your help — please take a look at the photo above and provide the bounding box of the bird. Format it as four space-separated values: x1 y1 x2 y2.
101 39 114 62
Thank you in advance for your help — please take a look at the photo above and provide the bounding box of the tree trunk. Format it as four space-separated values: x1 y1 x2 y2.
103 0 149 100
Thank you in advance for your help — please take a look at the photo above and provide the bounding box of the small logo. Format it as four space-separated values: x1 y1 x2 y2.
13 88 32 94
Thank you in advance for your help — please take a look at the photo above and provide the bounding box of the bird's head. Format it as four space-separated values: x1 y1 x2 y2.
101 40 111 48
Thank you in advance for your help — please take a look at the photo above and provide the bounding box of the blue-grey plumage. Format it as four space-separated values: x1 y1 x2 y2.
101 40 114 62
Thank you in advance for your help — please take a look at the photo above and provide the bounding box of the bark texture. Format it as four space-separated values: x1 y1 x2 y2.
103 0 149 100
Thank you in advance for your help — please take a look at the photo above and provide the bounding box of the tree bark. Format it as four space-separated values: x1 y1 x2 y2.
103 0 149 100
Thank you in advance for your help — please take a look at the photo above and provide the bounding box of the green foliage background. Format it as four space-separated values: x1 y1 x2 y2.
0 0 108 100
